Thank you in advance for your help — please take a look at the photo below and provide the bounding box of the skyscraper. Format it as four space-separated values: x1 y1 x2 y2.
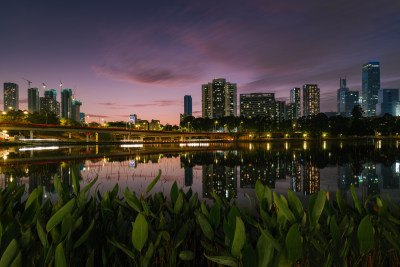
362 62 380 117
3 83 19 111
202 78 237 119
285 103 296 120
40 89 60 116
377 89 399 116
28 87 40 113
184 95 192 115
71 100 82 122
275 101 286 122
240 93 275 119
290 87 301 118
61 89 73 119
337 78 359 116
303 84 320 116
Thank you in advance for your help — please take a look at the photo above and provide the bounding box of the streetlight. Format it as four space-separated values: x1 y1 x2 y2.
188 122 191 132
214 120 218 132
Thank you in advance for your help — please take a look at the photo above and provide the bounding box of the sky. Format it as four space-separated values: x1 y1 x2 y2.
1 0 400 125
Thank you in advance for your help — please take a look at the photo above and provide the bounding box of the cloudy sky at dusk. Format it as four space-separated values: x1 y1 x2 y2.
1 0 400 124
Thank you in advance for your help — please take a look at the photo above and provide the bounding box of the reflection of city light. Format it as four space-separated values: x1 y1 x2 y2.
3 155 7 160
121 144 143 148
303 141 307 150
249 143 253 150
285 142 288 150
179 143 209 147
10 177 13 182
267 143 270 151
340 142 343 149
20 138 59 141
19 146 59 151
323 141 326 150
377 140 381 149
396 162 400 173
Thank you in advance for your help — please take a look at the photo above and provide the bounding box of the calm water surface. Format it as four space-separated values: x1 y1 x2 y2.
1 140 399 205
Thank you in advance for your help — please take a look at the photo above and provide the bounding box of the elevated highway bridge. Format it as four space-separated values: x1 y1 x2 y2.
0 122 233 142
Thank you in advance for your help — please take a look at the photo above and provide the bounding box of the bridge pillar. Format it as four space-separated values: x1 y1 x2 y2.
139 137 144 142
180 136 184 141
86 133 89 142
68 132 72 139
95 133 98 143
30 131 33 139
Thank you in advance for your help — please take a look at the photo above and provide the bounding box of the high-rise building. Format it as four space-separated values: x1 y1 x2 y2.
337 78 359 116
285 103 296 120
202 78 237 119
28 88 40 113
362 62 380 117
377 89 399 116
71 100 82 122
393 101 400 116
240 93 275 119
184 95 192 116
61 89 73 119
303 84 320 116
40 89 60 116
3 83 19 111
275 101 286 122
290 87 301 118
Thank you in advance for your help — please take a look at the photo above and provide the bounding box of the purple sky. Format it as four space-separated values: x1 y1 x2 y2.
1 0 400 125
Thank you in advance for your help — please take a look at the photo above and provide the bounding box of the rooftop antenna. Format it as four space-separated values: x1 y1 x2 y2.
60 80 63 92
42 83 47 93
22 78 32 89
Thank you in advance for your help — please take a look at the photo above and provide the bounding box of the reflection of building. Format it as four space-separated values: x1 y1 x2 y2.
202 164 237 199
184 167 193 186
380 164 399 189
362 62 380 117
240 93 275 119
287 161 301 192
202 78 237 119
240 164 276 189
303 84 320 117
4 82 19 111
303 163 320 195
360 163 379 195
337 163 358 191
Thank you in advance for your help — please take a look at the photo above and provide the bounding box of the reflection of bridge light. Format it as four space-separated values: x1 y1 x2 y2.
323 141 326 150
19 146 59 151
20 138 59 141
121 144 143 148
179 143 209 147
303 141 307 150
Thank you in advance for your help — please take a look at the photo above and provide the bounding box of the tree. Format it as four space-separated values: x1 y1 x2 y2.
351 105 363 119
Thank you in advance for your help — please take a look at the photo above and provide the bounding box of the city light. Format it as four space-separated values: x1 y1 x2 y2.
19 146 59 151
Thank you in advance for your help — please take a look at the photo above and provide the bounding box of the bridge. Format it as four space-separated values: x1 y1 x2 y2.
0 122 233 142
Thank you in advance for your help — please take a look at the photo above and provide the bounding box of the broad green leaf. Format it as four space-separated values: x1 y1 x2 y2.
287 189 303 220
74 219 95 248
257 233 274 267
330 216 340 244
0 239 18 267
336 190 346 213
350 184 363 215
46 198 76 232
108 239 136 259
357 215 374 254
198 214 214 241
124 188 141 213
273 192 295 223
285 224 302 262
9 251 21 267
142 242 154 267
209 203 220 229
265 186 272 210
54 174 65 203
81 177 98 194
132 213 148 251
201 202 209 217
174 222 189 248
231 217 246 257
25 187 38 210
37 220 48 248
174 193 183 214
146 170 161 194
255 180 265 203
55 243 67 267
179 250 194 261
242 244 257 267
72 165 80 195
259 226 281 251
204 254 238 267
310 190 326 226
170 181 179 204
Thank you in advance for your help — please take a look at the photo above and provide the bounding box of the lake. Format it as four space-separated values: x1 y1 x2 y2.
1 140 399 205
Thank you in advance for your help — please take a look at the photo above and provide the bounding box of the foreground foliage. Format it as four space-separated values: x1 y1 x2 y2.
0 170 399 266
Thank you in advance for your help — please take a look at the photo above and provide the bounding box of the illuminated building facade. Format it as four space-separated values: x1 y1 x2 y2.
61 89 73 119
40 89 60 116
303 163 320 195
149 120 160 130
290 87 301 118
240 93 275 119
202 78 237 119
275 101 286 122
377 88 399 116
71 100 82 122
303 84 320 116
362 62 380 117
3 82 19 111
28 87 40 113
184 95 192 116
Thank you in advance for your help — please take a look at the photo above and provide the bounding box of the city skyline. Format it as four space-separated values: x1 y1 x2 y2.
1 1 400 124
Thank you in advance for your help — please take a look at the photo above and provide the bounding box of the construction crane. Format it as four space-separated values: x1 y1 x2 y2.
22 78 32 89
60 80 63 92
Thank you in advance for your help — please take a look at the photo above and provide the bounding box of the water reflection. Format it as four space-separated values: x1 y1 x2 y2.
0 141 399 203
